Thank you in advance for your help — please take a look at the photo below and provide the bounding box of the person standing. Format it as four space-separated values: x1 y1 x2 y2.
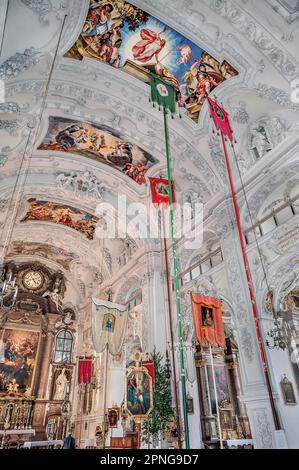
63 431 76 449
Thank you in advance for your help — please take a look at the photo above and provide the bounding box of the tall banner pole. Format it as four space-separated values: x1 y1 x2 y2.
102 342 109 449
219 129 280 430
161 208 183 449
163 106 190 449
78 383 84 448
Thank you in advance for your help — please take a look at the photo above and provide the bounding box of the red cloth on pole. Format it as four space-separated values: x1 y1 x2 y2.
190 294 225 348
78 356 93 385
207 97 234 143
142 360 155 386
149 177 175 206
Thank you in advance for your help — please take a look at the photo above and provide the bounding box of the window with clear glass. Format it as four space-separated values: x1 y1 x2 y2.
54 330 73 363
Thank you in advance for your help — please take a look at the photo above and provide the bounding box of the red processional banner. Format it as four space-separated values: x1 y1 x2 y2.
142 360 155 387
207 97 234 143
77 356 93 385
190 293 225 348
149 177 176 206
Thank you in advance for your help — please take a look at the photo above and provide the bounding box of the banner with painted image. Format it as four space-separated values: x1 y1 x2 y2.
91 298 128 355
190 293 225 348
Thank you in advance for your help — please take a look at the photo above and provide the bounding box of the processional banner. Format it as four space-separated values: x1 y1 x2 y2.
91 298 128 356
77 356 93 385
190 293 225 348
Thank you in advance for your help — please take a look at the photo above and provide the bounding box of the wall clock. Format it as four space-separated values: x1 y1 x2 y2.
23 270 44 291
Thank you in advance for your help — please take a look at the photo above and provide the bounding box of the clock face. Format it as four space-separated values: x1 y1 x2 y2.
23 270 44 290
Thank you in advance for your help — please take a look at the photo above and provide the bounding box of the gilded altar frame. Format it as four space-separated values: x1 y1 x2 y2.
125 365 153 422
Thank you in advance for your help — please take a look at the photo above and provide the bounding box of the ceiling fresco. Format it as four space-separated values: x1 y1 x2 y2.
7 242 80 270
21 199 99 240
65 0 238 123
38 116 158 184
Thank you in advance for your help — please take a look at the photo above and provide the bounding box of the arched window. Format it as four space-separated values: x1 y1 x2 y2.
54 330 73 363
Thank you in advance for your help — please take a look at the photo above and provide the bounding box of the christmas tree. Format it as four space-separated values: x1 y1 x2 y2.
143 350 174 444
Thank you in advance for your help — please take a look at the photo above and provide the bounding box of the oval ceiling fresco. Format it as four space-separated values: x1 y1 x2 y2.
38 116 158 184
65 0 238 123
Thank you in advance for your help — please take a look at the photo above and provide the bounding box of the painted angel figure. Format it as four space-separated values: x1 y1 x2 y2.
132 28 166 64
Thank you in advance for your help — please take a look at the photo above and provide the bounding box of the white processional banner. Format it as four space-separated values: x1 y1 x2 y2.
91 297 128 356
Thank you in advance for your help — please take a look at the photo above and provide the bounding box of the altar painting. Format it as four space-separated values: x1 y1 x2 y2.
0 329 40 394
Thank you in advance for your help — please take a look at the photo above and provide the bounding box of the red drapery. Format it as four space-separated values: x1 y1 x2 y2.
207 97 234 143
77 356 93 385
142 360 155 387
190 293 225 348
149 177 176 206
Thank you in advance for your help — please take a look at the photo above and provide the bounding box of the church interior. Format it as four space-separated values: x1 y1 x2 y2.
0 0 299 451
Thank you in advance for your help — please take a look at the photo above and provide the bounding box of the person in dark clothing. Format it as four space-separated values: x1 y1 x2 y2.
63 431 76 449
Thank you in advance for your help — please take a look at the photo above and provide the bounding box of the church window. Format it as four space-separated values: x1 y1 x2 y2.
54 330 73 363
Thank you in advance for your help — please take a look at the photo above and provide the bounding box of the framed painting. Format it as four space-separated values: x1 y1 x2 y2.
108 407 119 428
206 365 230 414
220 409 233 430
0 328 40 395
281 376 297 405
186 394 194 414
125 365 153 421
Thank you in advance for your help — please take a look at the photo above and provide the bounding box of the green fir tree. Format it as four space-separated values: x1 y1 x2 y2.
143 350 174 443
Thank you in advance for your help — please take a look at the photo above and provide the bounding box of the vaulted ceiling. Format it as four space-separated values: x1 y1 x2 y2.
0 0 299 307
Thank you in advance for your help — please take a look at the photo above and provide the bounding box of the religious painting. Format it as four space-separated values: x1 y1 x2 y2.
201 306 214 328
108 407 119 428
280 376 297 405
21 199 99 240
207 365 230 414
0 329 40 394
7 241 79 271
186 394 194 414
190 294 225 348
102 313 116 333
38 117 158 184
220 409 233 430
125 366 153 420
65 0 238 123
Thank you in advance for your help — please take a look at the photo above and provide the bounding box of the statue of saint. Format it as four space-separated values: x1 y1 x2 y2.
53 368 68 401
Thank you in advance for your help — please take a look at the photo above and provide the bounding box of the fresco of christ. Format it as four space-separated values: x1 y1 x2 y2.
132 27 166 64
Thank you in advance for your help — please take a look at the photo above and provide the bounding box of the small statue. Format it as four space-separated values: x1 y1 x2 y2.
8 379 19 394
24 386 32 398
251 127 272 159
43 277 63 311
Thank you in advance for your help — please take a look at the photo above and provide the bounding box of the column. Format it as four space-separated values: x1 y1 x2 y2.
214 200 279 449
143 245 168 356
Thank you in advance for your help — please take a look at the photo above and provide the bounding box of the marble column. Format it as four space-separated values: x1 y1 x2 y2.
142 244 168 355
214 200 281 449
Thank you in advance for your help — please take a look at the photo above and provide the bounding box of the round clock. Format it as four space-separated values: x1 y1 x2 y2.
23 270 44 291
